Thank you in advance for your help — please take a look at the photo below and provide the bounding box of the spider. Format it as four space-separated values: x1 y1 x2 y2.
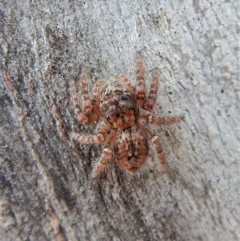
70 54 182 177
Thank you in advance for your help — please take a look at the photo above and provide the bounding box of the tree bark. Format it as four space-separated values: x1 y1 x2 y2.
0 0 239 240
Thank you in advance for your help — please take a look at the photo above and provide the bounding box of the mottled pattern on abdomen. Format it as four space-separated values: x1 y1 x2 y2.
114 127 148 173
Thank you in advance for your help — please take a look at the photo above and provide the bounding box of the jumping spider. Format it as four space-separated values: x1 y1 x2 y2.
70 54 182 177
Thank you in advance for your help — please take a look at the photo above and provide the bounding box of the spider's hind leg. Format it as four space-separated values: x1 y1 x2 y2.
92 148 112 178
91 129 118 177
137 122 166 172
151 135 166 172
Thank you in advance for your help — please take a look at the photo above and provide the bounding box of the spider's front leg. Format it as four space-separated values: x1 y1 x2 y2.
136 54 147 107
70 69 100 124
80 69 93 113
135 54 160 111
70 78 88 124
116 74 135 95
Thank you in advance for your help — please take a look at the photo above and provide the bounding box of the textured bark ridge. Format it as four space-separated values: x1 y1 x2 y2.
1 1 239 240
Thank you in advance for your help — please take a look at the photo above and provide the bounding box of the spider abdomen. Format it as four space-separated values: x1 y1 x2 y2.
114 127 148 173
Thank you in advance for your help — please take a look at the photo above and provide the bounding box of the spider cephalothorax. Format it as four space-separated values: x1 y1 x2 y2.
99 81 139 129
69 54 182 177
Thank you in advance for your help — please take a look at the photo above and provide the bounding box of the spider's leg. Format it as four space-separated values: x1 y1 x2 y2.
148 116 182 125
136 54 146 107
151 135 166 171
137 122 165 171
71 120 111 144
92 148 112 177
70 79 88 123
95 122 117 177
136 122 151 139
72 119 112 147
71 120 114 177
139 109 182 124
70 70 99 124
80 69 93 114
105 129 118 147
71 132 104 144
116 74 135 95
144 69 159 111
92 80 105 107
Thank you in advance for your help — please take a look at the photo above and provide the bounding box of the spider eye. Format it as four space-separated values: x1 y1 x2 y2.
122 96 128 100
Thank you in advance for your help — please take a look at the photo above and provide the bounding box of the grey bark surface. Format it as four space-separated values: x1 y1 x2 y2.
0 0 239 241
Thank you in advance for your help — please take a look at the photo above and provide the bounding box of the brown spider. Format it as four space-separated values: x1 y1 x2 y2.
70 54 182 177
